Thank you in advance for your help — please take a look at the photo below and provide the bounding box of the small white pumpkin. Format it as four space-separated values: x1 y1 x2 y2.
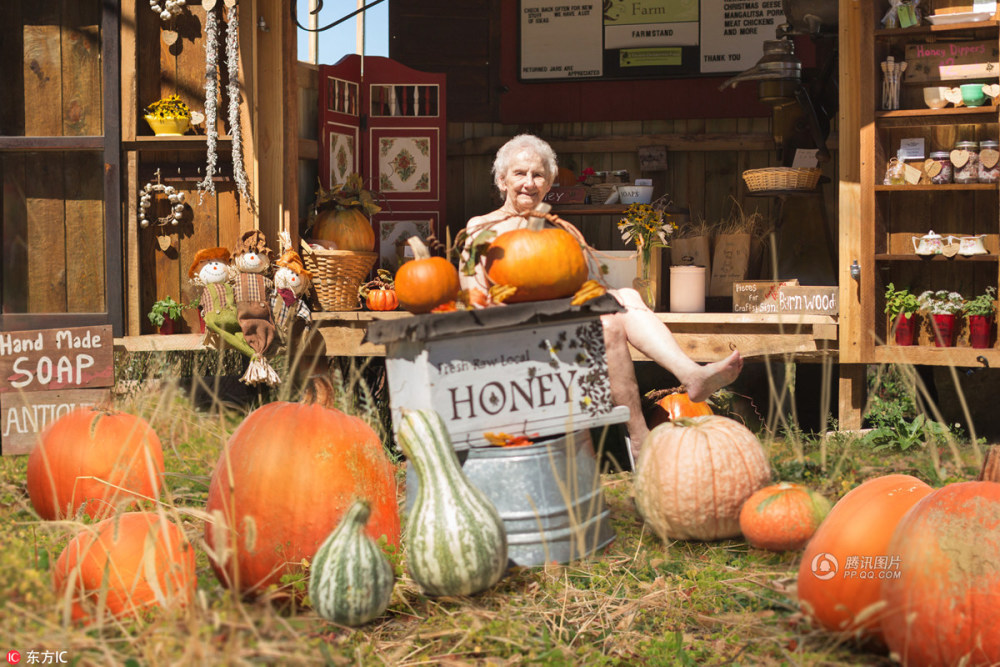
633 415 771 541
308 499 395 626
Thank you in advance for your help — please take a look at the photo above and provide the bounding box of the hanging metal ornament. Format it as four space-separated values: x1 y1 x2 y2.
139 168 186 229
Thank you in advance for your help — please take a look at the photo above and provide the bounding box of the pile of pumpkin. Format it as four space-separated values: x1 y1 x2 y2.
310 184 595 312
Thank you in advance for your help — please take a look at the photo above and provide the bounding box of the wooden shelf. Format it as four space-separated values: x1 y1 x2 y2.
875 253 998 261
552 205 628 215
875 183 998 192
123 136 233 151
874 345 997 367
875 106 999 126
875 18 998 38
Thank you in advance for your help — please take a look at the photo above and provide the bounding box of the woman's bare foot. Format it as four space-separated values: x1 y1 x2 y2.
684 350 743 403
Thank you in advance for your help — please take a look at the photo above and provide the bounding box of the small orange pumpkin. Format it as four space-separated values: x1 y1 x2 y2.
645 391 713 428
395 237 460 314
53 512 196 623
739 482 831 552
366 288 398 311
27 406 165 520
796 474 933 639
312 207 375 252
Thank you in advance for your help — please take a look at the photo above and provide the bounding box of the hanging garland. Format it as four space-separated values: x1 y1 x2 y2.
198 4 219 202
198 1 255 213
139 169 186 228
150 0 186 21
226 4 256 213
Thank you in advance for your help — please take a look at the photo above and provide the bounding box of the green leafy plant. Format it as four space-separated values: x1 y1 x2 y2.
144 94 190 120
884 282 919 320
147 296 188 328
918 289 965 315
964 285 997 317
861 413 951 452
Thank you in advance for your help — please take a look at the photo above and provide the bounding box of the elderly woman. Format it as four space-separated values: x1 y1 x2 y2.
460 134 742 454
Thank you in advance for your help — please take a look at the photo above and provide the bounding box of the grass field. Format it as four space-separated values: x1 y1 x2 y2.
0 360 988 666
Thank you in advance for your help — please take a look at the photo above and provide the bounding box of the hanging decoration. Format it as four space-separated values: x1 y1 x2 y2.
198 0 255 213
150 0 186 21
139 169 186 229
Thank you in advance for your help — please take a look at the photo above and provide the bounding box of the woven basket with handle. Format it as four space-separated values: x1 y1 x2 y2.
742 167 822 192
301 242 377 312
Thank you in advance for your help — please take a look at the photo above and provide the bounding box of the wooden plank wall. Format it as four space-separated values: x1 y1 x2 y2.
446 120 840 289
1 1 105 316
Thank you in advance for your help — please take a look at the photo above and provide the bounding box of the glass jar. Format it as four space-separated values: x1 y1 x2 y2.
978 140 1000 183
953 140 980 184
884 157 906 185
928 151 953 184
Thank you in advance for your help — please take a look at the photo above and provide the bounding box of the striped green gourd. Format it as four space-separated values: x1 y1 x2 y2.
398 408 508 596
308 499 394 626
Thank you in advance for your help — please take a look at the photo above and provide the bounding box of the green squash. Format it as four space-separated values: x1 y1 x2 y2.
308 499 394 625
398 408 508 596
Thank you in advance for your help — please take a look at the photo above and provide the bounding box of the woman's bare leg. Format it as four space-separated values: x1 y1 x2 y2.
600 314 650 456
610 288 743 403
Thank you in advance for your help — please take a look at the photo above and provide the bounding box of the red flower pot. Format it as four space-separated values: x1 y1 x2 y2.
893 313 916 346
969 315 994 349
931 313 956 347
158 317 176 336
197 311 206 333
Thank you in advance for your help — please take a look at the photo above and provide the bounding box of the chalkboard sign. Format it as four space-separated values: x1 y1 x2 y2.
519 0 787 81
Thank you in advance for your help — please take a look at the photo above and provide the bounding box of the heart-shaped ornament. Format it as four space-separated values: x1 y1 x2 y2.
984 84 1000 99
943 87 964 106
157 235 174 252
950 149 970 169
982 148 1000 169
162 29 178 46
942 243 959 258
202 0 217 9
923 158 942 178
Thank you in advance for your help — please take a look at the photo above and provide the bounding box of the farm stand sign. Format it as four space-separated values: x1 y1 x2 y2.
0 325 113 455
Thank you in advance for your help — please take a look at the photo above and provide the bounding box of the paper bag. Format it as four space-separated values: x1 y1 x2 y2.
709 233 752 297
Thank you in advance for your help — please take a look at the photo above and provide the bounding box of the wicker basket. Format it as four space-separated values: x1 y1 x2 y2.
589 183 619 204
301 245 377 311
742 167 822 192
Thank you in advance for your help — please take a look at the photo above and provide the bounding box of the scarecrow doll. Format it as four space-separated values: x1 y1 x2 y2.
188 247 256 359
270 248 313 346
231 230 280 386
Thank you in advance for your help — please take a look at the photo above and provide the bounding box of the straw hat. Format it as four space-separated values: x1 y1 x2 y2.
234 230 271 258
276 249 312 283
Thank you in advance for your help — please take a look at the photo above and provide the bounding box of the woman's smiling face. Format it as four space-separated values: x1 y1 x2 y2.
499 150 551 214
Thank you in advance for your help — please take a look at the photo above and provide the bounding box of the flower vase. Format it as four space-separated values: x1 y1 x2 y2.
893 313 916 346
634 245 655 308
968 315 993 349
158 317 177 336
931 313 957 347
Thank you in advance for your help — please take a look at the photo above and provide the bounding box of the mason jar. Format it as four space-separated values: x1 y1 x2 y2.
978 140 1000 183
928 151 953 184
953 140 980 184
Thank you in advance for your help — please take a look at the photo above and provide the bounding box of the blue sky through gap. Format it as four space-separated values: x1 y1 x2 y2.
296 0 389 64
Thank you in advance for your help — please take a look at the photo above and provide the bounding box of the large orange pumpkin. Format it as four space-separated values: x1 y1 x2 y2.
312 207 375 252
796 474 933 639
204 379 400 597
485 225 587 303
881 480 1000 666
645 391 713 428
739 482 831 552
53 512 196 623
633 416 771 541
394 237 460 314
27 407 165 520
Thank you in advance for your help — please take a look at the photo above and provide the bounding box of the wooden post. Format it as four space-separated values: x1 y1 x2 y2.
978 446 1000 482
838 363 865 431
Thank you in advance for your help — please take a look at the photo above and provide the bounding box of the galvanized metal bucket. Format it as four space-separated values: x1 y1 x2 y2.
406 430 615 567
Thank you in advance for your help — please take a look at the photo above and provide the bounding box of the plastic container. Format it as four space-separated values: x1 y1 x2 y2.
669 265 706 313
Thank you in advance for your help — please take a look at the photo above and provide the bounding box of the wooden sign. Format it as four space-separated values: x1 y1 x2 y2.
904 40 1000 82
383 318 628 449
1 389 107 455
778 286 839 315
543 187 588 205
733 280 800 313
0 326 113 394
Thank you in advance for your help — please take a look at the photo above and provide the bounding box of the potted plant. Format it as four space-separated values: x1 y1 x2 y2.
964 285 996 349
884 283 920 346
918 289 965 347
144 94 191 136
617 202 678 308
148 295 188 335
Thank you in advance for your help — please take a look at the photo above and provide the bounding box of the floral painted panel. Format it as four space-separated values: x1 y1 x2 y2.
378 137 431 193
378 219 432 273
329 132 356 186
